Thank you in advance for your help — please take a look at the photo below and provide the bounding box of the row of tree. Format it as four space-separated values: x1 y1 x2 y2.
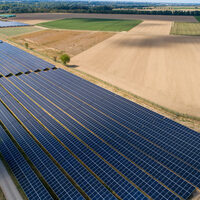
0 2 200 16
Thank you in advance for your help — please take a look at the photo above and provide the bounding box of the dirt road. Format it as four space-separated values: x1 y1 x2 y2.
14 13 197 24
71 20 200 117
0 160 22 200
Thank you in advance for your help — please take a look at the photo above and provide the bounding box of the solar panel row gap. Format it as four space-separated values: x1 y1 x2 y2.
0 77 150 199
23 72 196 199
7 76 186 199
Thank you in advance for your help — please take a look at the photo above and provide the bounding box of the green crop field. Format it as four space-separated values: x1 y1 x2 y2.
0 26 41 37
37 18 142 32
195 16 200 22
170 22 200 36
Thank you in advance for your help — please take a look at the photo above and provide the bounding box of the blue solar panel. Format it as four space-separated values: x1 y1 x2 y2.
1 75 194 200
19 72 196 200
0 77 149 200
44 69 200 169
0 89 118 200
37 69 200 188
0 122 53 200
0 102 84 200
0 21 29 27
0 68 198 199
0 42 55 76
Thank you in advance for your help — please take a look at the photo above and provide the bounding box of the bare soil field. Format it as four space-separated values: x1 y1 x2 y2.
14 13 197 25
71 20 200 118
11 29 114 58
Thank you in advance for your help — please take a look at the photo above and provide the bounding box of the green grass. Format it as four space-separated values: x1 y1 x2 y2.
195 16 200 22
37 18 142 32
170 22 200 36
0 26 41 37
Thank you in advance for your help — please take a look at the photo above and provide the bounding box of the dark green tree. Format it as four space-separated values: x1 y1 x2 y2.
60 54 70 65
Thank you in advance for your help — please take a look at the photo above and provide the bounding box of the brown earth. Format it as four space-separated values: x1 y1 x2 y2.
71 20 200 118
12 29 114 58
14 13 197 25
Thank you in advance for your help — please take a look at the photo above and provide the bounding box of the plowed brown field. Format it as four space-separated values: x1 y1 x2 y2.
71 20 200 117
12 29 114 58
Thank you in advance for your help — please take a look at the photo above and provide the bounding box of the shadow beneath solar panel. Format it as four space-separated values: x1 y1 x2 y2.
24 71 31 75
67 64 79 68
5 73 13 78
15 72 23 76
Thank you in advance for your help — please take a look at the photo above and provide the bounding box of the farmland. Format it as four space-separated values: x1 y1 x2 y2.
11 29 114 59
71 20 200 118
14 13 197 24
1 12 200 200
0 26 41 38
37 18 142 32
171 22 200 36
0 42 199 200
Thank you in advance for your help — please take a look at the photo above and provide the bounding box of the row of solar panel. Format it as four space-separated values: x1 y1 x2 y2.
0 78 148 199
0 21 29 28
14 72 195 199
0 125 53 200
0 42 55 76
45 69 200 169
0 70 197 200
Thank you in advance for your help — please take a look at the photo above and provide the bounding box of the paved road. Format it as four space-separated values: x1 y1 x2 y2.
0 160 23 200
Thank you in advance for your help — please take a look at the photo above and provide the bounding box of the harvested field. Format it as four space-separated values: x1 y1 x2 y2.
0 26 41 39
38 18 142 32
14 13 197 25
11 29 114 58
171 22 200 36
71 20 200 118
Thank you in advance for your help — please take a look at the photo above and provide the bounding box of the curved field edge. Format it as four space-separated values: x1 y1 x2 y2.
3 39 200 132
37 18 142 32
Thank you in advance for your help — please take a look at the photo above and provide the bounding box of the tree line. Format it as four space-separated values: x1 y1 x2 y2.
0 1 200 16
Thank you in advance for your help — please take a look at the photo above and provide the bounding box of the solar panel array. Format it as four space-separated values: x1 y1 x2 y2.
0 43 199 200
0 41 55 76
0 21 29 28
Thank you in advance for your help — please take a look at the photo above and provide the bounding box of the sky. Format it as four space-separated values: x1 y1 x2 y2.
97 0 200 3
